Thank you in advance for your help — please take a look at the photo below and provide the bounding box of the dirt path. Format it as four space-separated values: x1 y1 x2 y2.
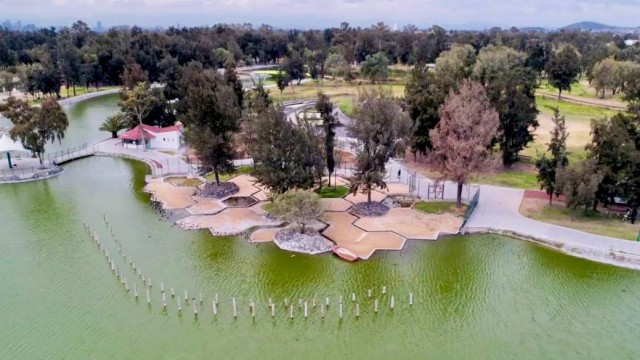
537 91 627 110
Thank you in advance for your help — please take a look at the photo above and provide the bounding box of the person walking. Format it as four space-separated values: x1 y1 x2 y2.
631 207 638 225
397 169 401 181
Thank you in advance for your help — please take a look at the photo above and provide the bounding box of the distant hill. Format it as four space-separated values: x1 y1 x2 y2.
561 21 640 33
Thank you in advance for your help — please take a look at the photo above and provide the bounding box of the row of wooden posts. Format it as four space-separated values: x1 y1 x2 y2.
82 215 415 320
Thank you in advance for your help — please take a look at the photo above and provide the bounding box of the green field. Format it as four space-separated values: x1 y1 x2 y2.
316 185 350 198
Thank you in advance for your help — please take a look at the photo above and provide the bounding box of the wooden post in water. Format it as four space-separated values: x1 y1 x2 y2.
184 291 188 304
199 293 203 305
215 293 219 305
162 293 167 309
193 301 198 317
160 282 164 293
325 296 330 307
382 286 387 294
146 289 151 305
232 298 237 318
339 303 343 319
134 283 138 299
213 300 218 316
271 304 275 317
368 289 371 298
289 305 294 319
352 293 356 302
171 288 175 298
177 297 182 312
409 293 413 306
374 299 378 313
390 295 395 310
304 302 308 318
355 303 360 318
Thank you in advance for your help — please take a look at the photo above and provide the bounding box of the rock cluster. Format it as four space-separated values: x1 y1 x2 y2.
274 229 333 255
350 201 390 217
200 182 240 199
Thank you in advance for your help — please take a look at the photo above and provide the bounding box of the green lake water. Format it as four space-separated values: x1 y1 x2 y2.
1 94 640 359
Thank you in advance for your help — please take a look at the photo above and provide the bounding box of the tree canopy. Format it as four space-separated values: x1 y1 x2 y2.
0 96 69 165
428 80 500 208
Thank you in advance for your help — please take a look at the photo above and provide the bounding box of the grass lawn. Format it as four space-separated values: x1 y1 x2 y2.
537 79 624 101
521 200 639 240
262 202 275 214
473 170 539 189
332 95 355 116
413 201 467 216
536 95 619 120
204 165 252 182
316 185 350 198
520 96 621 161
270 78 406 103
166 176 203 187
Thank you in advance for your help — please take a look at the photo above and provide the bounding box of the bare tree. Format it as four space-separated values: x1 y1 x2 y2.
428 79 501 208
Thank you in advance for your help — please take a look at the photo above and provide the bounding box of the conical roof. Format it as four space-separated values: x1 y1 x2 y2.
0 132 29 154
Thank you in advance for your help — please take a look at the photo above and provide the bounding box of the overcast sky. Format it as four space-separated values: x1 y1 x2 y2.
1 0 639 30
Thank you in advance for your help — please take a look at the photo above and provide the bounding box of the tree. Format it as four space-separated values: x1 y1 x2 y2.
587 112 640 207
0 97 69 166
119 82 156 150
284 51 305 85
316 92 336 187
555 159 604 219
275 70 290 93
177 65 241 184
100 113 128 138
591 58 617 98
360 51 389 83
535 107 568 205
473 46 539 166
428 80 501 208
545 46 581 100
405 66 444 155
250 105 322 194
349 88 410 203
433 44 476 95
272 190 325 234
324 52 349 79
525 42 551 84
121 63 148 89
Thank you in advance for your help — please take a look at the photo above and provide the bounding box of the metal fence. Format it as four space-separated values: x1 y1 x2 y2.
0 164 63 183
463 188 481 225
46 143 93 164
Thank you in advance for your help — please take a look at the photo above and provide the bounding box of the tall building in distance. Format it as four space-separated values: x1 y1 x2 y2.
96 21 103 32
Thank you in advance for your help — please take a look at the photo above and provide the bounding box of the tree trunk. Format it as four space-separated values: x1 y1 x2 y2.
549 192 553 206
73 83 77 96
327 171 332 187
456 182 463 209
367 189 372 203
300 223 306 234
214 171 220 185
66 85 70 98
558 88 562 101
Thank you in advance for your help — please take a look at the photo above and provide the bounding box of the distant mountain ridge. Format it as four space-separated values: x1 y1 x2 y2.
561 21 640 33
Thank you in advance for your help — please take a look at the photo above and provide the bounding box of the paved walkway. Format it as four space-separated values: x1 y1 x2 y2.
389 157 640 269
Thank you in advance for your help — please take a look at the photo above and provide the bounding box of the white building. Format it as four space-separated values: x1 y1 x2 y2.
119 123 183 150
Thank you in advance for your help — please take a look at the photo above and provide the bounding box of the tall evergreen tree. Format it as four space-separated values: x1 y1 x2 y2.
177 63 241 184
316 92 336 187
535 107 568 205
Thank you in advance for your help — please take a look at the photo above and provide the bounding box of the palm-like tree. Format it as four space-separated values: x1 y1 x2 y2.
100 113 128 138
